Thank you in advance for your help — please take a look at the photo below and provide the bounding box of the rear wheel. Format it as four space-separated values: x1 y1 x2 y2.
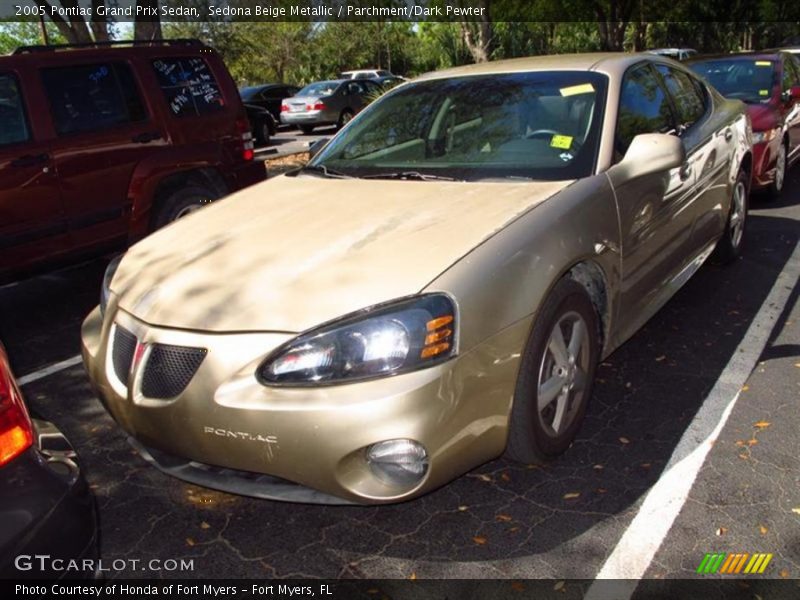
712 169 748 264
337 109 354 129
506 278 600 464
151 185 217 231
256 121 271 145
766 140 787 199
300 125 315 135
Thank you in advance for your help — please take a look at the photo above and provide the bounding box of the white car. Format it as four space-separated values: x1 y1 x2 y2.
339 69 396 80
647 48 698 61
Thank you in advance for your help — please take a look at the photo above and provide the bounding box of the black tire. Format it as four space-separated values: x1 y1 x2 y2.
151 185 217 231
766 140 788 199
506 278 600 464
337 109 354 130
711 168 749 264
256 120 271 146
300 125 315 135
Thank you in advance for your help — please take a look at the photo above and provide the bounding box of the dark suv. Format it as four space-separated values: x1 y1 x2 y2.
0 39 265 282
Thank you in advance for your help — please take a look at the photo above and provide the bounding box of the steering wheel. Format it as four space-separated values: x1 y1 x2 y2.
525 129 561 139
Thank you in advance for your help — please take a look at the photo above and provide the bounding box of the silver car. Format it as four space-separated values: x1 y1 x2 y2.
280 79 380 134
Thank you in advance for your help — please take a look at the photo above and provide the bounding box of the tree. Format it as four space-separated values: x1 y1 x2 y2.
32 0 161 43
459 0 494 62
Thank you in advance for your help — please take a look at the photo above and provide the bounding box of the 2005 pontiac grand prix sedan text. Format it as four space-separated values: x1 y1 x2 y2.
82 53 752 504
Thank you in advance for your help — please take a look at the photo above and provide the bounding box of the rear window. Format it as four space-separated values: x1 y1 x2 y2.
152 57 225 117
42 62 146 135
0 74 29 146
689 58 777 103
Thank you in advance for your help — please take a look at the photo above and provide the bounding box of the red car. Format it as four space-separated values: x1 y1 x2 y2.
0 39 265 282
689 51 800 197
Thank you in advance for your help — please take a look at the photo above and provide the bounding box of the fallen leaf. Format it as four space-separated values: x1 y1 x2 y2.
496 514 513 522
715 527 727 536
747 438 758 446
655 355 666 362
554 581 565 591
501 472 511 482
186 537 196 546
641 463 651 469
593 464 604 470
759 525 768 535
366 589 379 595
563 492 581 500
779 569 789 578
200 521 211 530
791 508 800 515
458 505 469 512
510 582 525 592
509 526 520 532
472 536 487 545
794 363 800 368
742 385 749 392
476 474 492 482
596 488 608 494
619 437 631 444
409 572 416 580
735 440 746 447
754 421 771 429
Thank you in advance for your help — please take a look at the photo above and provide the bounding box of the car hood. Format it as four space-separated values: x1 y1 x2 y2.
112 174 571 333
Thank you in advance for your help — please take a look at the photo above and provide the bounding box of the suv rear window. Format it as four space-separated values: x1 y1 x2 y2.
0 74 29 146
42 62 146 135
151 57 225 117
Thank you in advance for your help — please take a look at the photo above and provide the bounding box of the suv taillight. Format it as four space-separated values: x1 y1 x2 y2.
236 117 255 161
309 102 325 111
0 350 33 467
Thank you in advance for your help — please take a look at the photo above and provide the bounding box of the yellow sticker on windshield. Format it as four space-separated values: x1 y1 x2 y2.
759 89 769 96
755 61 771 67
550 135 573 149
560 83 595 96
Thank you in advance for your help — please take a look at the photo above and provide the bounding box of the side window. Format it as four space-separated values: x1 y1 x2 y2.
655 64 706 131
42 62 146 135
0 74 30 146
151 57 225 117
616 64 676 159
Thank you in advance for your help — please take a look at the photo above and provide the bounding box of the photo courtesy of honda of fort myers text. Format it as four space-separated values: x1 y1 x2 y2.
1 0 800 599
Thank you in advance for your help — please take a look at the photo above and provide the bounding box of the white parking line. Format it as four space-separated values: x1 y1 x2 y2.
17 354 83 387
586 241 800 598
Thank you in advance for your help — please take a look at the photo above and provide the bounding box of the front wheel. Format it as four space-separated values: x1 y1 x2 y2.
712 169 748 264
506 278 600 464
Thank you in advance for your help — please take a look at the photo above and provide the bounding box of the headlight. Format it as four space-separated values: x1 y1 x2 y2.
752 128 778 144
99 254 123 317
258 294 457 386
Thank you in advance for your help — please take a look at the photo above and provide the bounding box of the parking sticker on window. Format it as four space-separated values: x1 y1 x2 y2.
755 61 772 67
550 134 573 149
559 83 595 96
759 89 769 96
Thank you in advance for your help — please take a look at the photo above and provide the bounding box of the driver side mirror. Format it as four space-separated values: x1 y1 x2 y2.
308 137 330 159
607 133 685 186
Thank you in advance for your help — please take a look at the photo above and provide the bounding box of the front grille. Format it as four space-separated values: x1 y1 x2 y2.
111 326 137 385
141 344 207 399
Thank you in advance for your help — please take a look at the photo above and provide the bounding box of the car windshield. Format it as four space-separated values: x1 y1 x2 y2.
298 81 340 97
689 59 777 103
309 71 607 181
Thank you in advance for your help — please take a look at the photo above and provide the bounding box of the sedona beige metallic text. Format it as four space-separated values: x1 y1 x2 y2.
82 53 752 504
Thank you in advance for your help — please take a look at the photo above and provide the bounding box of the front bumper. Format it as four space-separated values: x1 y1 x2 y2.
81 300 527 504
751 138 780 190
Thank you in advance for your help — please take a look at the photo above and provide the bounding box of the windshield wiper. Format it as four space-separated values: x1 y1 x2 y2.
300 164 353 179
360 171 461 182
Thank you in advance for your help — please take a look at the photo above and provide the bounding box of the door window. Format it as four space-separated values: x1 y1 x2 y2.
42 62 146 135
616 64 676 159
0 74 30 146
655 65 706 131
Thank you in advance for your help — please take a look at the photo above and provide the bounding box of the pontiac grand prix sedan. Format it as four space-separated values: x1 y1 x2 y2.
82 53 752 505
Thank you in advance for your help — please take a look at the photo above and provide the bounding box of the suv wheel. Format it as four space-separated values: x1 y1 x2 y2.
152 185 217 231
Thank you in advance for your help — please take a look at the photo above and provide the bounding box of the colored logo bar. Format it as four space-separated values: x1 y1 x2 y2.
696 553 773 574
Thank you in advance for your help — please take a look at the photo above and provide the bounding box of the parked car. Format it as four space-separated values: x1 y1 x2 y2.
688 51 800 197
82 53 751 505
0 342 97 578
339 69 397 80
280 79 380 133
244 103 275 145
0 39 265 283
239 83 300 122
647 48 698 61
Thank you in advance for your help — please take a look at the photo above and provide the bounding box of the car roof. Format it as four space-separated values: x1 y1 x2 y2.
414 52 672 82
687 51 786 63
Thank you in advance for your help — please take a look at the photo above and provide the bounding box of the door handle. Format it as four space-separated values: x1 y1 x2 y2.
10 153 49 167
131 131 161 144
724 128 733 142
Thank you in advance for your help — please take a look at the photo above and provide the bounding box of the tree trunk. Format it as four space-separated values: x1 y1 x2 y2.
135 0 162 41
460 0 493 63
34 0 92 43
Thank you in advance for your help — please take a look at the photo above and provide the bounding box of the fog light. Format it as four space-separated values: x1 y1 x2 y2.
366 439 428 487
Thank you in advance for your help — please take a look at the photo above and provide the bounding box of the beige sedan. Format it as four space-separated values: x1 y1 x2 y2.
82 53 752 504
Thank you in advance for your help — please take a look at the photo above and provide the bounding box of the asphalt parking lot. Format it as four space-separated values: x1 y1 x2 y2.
255 126 336 159
1 169 798 586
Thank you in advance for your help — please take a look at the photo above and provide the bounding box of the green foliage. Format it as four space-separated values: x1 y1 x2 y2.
0 20 65 54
